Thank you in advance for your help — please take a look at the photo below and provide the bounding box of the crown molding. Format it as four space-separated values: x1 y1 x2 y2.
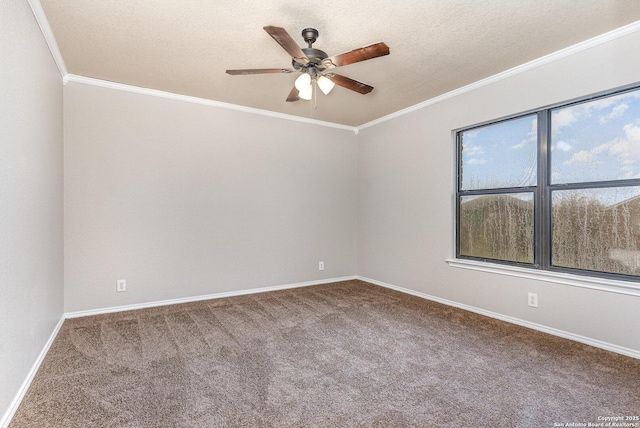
357 20 640 131
29 1 639 134
27 0 67 79
65 75 358 133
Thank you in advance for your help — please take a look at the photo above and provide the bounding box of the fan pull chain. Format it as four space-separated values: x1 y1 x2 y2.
313 79 318 111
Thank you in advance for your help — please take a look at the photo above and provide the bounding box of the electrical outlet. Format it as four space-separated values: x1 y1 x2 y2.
117 279 126 292
528 292 538 308
318 261 325 271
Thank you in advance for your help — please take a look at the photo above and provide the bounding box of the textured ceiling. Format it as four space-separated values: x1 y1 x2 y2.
40 0 640 126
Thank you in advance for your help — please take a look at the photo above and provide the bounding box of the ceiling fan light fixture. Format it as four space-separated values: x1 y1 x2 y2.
294 73 311 91
317 75 335 95
298 85 313 100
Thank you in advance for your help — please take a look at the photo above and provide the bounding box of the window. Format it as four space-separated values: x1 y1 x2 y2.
456 86 640 281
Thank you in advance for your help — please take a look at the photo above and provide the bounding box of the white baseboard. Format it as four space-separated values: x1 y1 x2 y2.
1 315 65 428
65 276 358 319
357 276 640 360
2 276 357 427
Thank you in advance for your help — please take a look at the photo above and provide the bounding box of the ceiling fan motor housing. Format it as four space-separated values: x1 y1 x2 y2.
293 28 329 73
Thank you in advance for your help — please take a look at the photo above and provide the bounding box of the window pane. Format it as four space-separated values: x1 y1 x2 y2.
552 187 640 276
551 89 640 184
459 115 537 190
459 193 534 263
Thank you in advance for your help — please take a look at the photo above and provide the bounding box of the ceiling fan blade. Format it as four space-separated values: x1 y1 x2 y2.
328 74 374 94
324 42 390 68
263 26 309 65
286 86 300 102
226 68 294 75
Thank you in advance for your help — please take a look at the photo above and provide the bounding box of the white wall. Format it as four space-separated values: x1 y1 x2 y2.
0 0 64 424
63 82 358 312
357 29 640 353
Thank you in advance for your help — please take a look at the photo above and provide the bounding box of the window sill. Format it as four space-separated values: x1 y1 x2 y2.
445 258 640 297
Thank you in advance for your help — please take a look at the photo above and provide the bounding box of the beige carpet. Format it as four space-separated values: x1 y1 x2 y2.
9 280 640 427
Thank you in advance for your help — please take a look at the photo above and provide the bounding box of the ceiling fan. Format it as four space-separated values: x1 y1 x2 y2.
226 26 390 102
